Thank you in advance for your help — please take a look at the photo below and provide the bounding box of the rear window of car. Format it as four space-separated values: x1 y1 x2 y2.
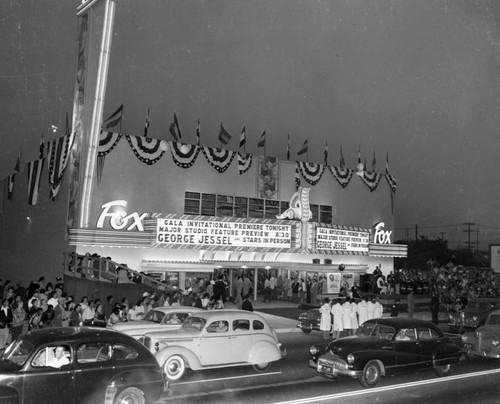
253 320 265 330
233 319 250 331
182 317 206 331
77 342 110 363
112 343 139 360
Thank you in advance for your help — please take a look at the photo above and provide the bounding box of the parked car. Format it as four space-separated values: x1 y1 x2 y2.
308 317 462 388
111 306 205 339
0 327 165 404
297 308 333 334
448 297 500 333
461 308 500 359
141 310 285 381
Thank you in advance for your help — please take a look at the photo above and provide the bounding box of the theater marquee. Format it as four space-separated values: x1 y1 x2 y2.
156 218 292 248
315 226 369 253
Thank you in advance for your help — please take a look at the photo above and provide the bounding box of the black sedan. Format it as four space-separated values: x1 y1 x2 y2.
0 327 166 404
309 317 462 388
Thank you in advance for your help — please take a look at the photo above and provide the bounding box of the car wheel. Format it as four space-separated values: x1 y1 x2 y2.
113 387 145 404
434 363 451 377
164 355 186 381
253 362 272 372
360 360 382 388
301 328 312 334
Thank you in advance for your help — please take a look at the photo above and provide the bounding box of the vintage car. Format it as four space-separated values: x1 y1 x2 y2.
141 309 285 381
111 306 205 339
448 297 500 333
297 308 333 334
461 308 500 359
0 327 165 404
309 317 462 388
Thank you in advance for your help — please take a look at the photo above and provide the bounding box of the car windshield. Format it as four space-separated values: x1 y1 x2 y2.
144 310 165 323
357 322 395 340
182 317 206 331
486 314 500 325
2 339 35 367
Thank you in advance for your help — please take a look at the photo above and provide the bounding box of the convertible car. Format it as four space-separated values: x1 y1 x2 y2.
309 317 462 388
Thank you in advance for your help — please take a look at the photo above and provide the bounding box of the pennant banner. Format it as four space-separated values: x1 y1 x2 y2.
237 152 253 175
28 158 45 205
170 142 200 168
297 161 325 186
48 132 74 200
360 171 382 192
126 135 166 165
202 147 235 173
328 165 354 188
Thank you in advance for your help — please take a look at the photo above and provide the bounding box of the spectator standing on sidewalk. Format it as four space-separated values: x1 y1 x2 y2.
242 294 253 312
407 288 415 318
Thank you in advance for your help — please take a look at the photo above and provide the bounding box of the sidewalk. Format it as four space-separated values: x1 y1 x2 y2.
222 297 451 334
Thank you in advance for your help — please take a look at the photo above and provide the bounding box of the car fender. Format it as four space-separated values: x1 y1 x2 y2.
104 366 164 404
0 386 18 404
349 350 391 375
433 344 462 365
248 340 282 364
155 346 202 370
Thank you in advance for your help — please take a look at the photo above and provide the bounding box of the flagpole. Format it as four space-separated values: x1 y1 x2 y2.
119 105 124 134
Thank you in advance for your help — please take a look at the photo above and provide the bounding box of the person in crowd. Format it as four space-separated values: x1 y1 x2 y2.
331 299 344 339
41 304 55 328
213 275 227 303
357 296 368 325
119 304 129 322
193 293 203 309
29 307 44 330
70 304 82 326
350 298 359 335
407 288 415 318
283 276 292 301
128 300 145 321
92 304 107 327
200 292 211 309
300 278 307 303
342 297 352 336
52 296 67 327
242 294 253 312
291 279 300 303
430 294 440 325
81 300 95 326
367 296 375 320
305 277 312 304
310 277 319 305
269 274 277 301
319 298 331 340
263 276 271 303
104 295 114 320
107 307 121 327
234 275 243 309
242 276 252 299
11 300 26 341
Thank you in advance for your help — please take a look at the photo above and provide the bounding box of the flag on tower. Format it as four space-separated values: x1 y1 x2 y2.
239 126 246 149
218 122 231 145
297 138 308 155
257 130 266 148
143 108 150 137
169 113 182 142
196 119 201 146
286 133 290 160
324 142 329 164
103 104 123 130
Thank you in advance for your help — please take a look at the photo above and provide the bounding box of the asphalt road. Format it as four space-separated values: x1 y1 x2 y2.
155 330 500 404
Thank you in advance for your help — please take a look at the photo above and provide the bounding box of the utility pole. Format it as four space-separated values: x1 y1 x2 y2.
462 222 476 253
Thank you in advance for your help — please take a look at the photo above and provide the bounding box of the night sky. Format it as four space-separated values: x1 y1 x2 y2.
1 0 499 249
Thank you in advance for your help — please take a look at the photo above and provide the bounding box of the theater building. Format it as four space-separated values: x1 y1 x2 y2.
0 0 406 298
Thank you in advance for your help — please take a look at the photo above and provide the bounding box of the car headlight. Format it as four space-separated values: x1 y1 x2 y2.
472 316 478 322
492 339 499 347
347 354 355 364
310 346 318 355
448 314 454 320
461 334 468 342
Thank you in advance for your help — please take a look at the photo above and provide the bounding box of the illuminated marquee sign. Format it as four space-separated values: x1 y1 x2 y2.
97 200 147 232
316 227 369 252
372 222 392 244
156 219 292 248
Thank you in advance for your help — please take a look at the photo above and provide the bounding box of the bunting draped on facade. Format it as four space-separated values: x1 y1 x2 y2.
359 171 382 192
170 142 200 168
97 131 123 184
125 135 166 165
202 147 236 173
328 165 354 188
297 161 325 186
237 152 253 175
27 158 45 205
48 132 74 200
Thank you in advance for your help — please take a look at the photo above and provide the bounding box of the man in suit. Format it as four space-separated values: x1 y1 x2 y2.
0 299 13 347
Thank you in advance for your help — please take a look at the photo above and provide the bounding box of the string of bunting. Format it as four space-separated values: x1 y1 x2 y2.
201 146 236 173
170 142 200 168
125 135 166 165
328 165 354 188
237 152 253 174
360 170 382 192
297 161 325 186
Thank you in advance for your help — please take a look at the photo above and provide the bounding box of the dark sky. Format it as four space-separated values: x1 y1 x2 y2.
1 0 499 249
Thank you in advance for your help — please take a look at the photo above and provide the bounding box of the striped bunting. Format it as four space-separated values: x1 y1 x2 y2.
328 165 354 188
201 147 235 173
170 142 200 168
360 171 382 192
126 135 165 165
237 152 253 174
297 161 325 186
